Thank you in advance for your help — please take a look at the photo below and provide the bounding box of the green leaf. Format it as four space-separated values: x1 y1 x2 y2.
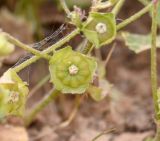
87 85 103 101
122 32 160 53
83 29 99 47
88 79 112 102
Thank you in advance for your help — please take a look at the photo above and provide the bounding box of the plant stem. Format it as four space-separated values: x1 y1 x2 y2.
4 33 51 60
117 2 152 30
25 89 60 126
91 128 115 141
29 74 50 98
13 29 80 72
137 0 149 5
104 43 116 67
151 0 160 140
59 0 71 16
55 95 81 129
112 0 125 16
151 0 159 120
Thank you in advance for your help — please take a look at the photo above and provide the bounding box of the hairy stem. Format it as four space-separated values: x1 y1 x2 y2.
12 3 153 72
151 0 160 140
59 0 71 16
4 33 51 60
13 29 80 72
151 0 159 120
25 89 60 126
117 2 152 30
112 0 125 16
137 0 149 5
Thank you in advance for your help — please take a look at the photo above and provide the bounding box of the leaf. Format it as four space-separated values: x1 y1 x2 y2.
122 32 160 53
87 85 103 101
82 29 99 47
88 79 112 102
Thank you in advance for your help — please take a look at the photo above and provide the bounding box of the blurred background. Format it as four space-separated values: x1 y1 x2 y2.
0 0 156 141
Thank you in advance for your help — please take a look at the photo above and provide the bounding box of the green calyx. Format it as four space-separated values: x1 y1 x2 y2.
0 34 15 56
49 46 97 94
82 12 116 48
0 69 28 118
70 11 82 28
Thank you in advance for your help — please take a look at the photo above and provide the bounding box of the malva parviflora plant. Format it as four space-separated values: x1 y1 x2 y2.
0 0 159 139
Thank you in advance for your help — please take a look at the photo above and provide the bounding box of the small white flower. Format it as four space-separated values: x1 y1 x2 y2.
95 23 107 34
69 64 79 75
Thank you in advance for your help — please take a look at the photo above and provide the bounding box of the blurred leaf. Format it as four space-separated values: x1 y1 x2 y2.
122 32 160 53
88 79 112 102
88 85 103 101
15 0 44 38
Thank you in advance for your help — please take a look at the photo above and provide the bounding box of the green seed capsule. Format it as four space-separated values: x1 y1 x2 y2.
82 12 116 48
62 75 71 85
76 75 86 84
57 72 67 79
0 69 28 118
70 77 79 88
49 46 97 94
79 70 90 76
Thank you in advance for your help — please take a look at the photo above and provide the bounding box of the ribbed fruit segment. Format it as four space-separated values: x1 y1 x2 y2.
49 46 97 94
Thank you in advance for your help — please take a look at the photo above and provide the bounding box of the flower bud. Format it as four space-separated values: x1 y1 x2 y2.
0 69 28 118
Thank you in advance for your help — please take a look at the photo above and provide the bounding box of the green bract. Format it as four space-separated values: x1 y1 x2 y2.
0 69 28 118
49 46 97 94
70 11 82 28
82 12 116 48
0 34 15 56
